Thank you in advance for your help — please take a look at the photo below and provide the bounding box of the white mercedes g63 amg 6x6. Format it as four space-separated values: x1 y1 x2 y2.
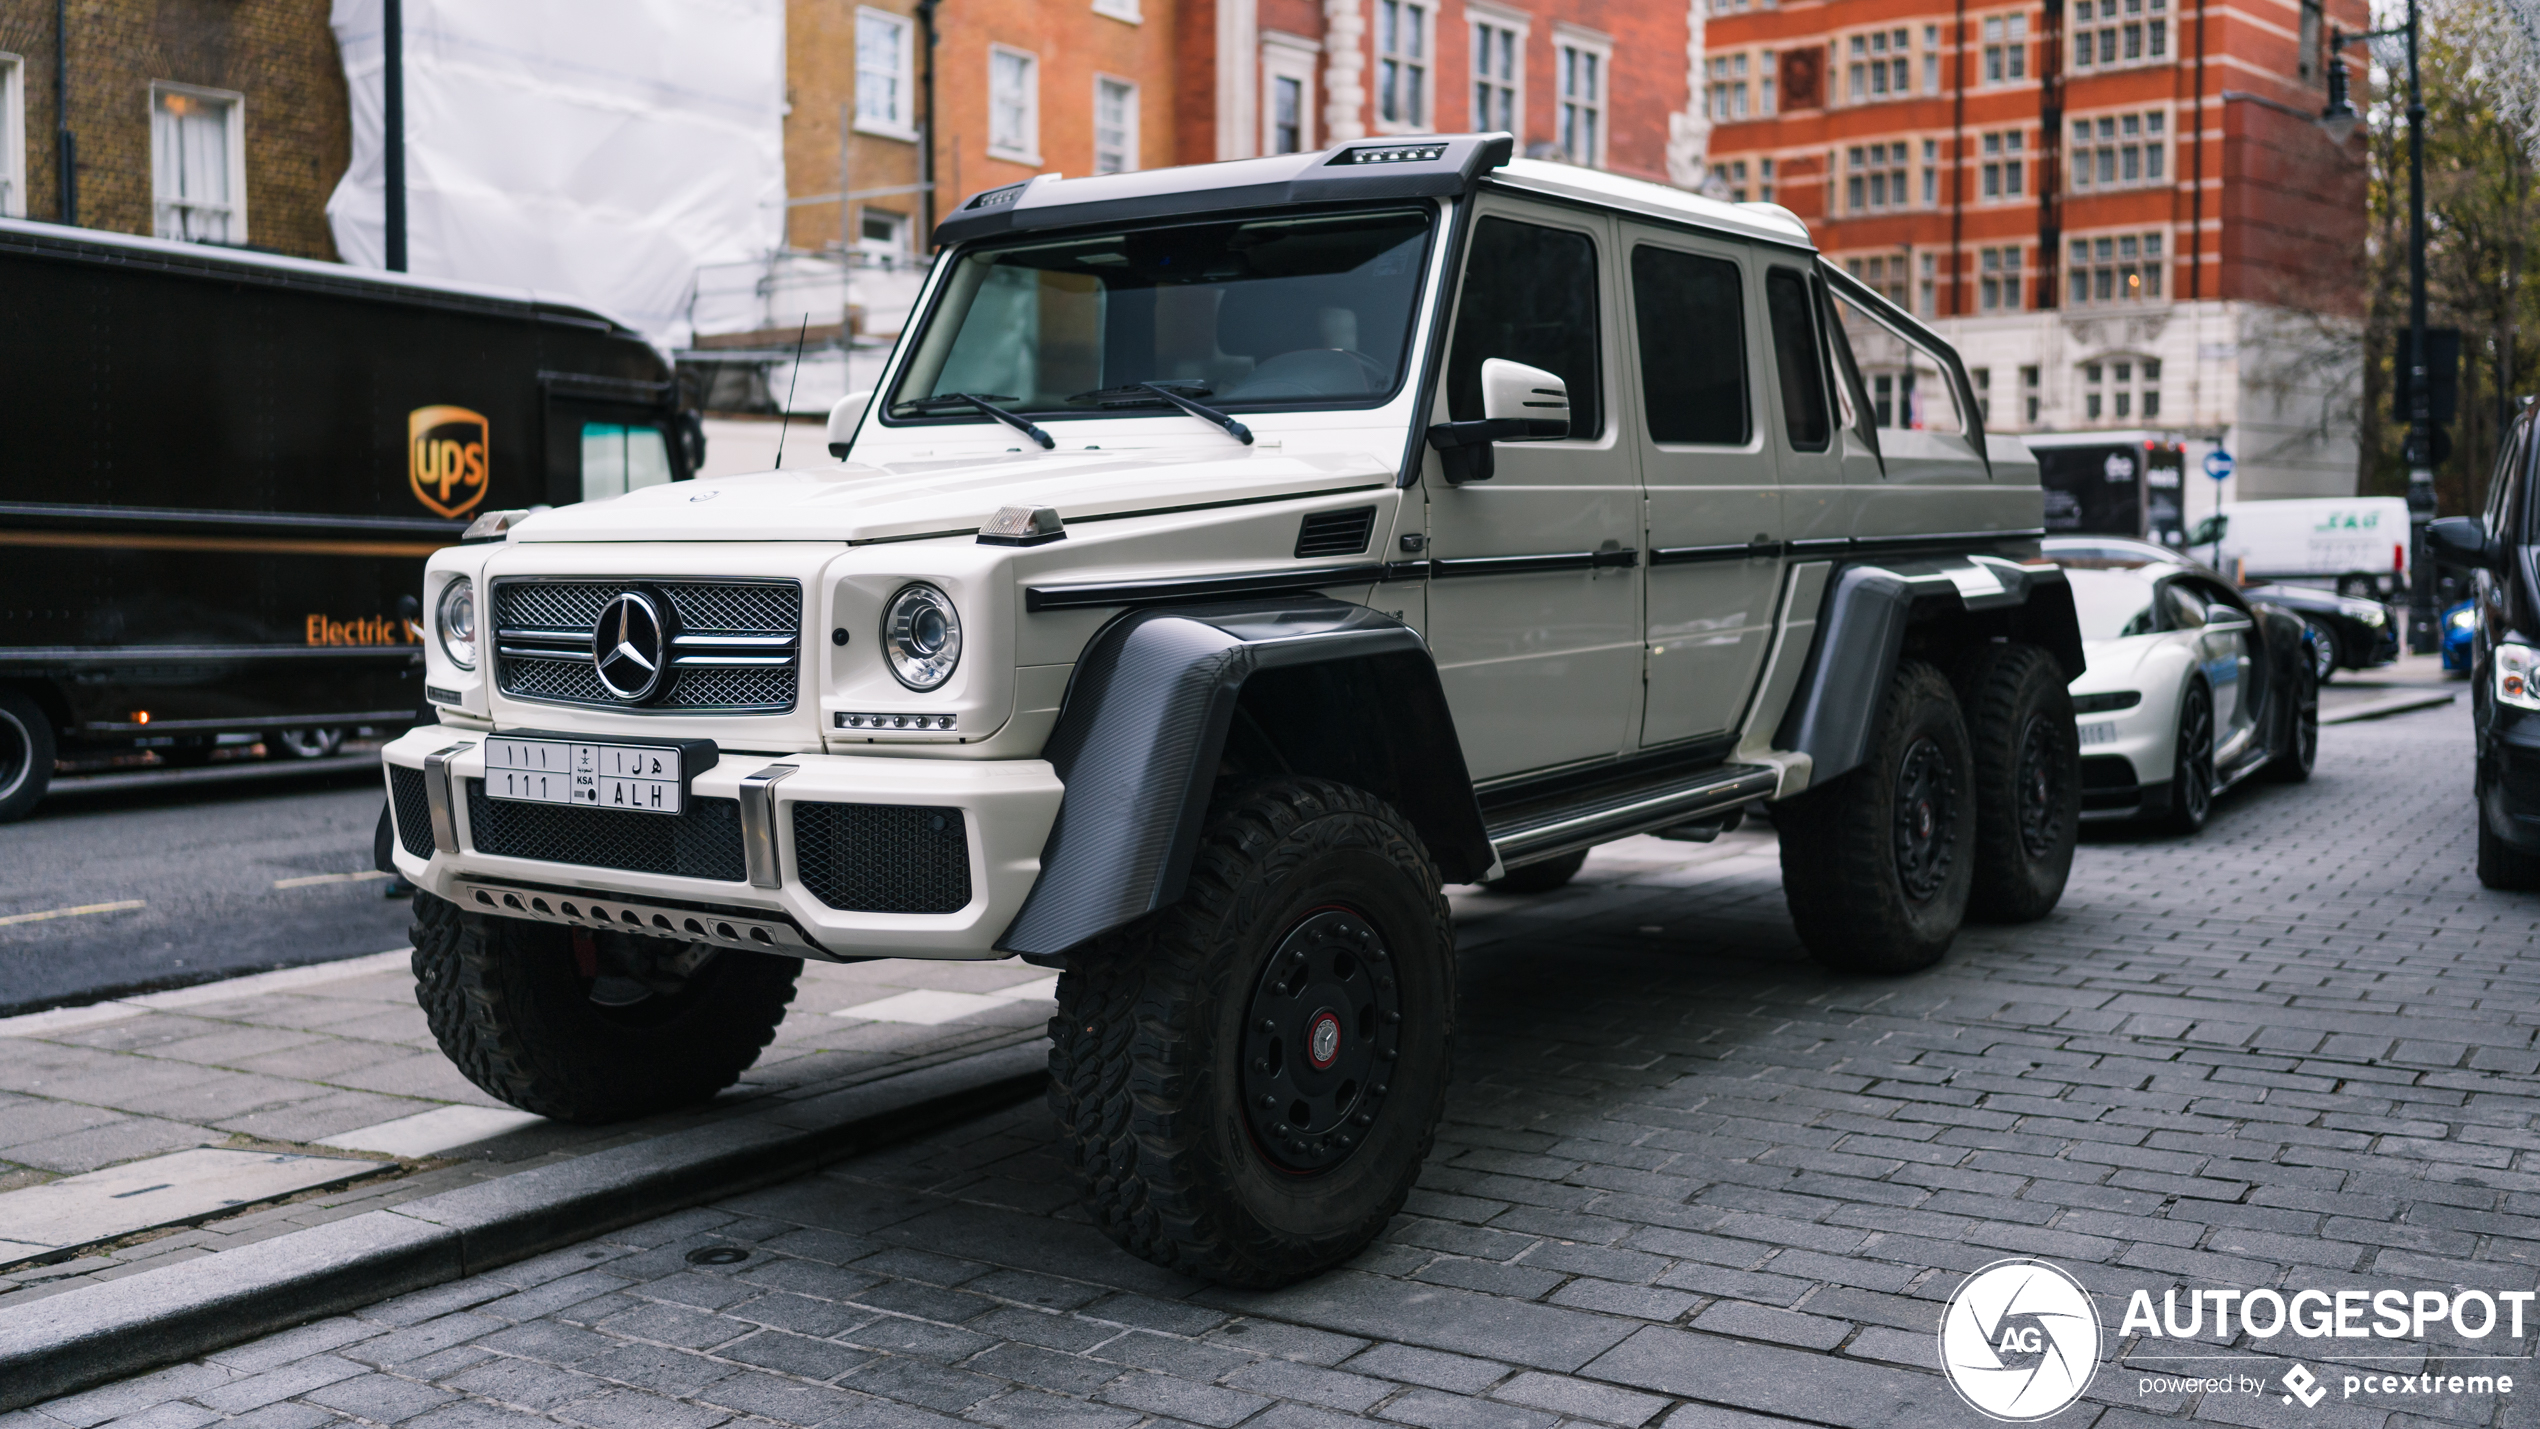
380 134 2083 1288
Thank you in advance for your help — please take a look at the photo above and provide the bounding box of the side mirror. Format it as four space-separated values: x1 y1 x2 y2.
1424 359 1571 485
2186 514 2227 546
2429 516 2493 569
827 389 875 460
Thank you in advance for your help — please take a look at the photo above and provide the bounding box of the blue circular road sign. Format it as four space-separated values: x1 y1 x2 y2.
2203 450 2234 480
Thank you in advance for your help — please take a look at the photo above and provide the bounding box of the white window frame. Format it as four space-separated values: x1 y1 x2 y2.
1555 26 1610 168
0 54 23 218
853 8 919 141
856 207 912 267
1092 0 1142 23
149 81 247 244
1261 31 1319 155
1469 5 1527 138
1093 74 1139 174
1374 0 1433 133
986 45 1041 166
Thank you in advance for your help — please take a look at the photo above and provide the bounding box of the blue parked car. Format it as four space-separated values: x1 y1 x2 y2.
2444 598 2477 672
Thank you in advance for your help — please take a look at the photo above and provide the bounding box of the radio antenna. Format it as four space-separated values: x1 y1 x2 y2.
772 312 810 469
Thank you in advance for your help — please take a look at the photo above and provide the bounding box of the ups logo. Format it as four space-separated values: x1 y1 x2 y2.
409 406 490 519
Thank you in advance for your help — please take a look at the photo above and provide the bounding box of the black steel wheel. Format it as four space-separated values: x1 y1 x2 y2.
1891 735 1959 902
0 692 55 824
1775 659 1975 974
1048 777 1454 1288
1953 643 2080 924
2162 682 2215 834
1239 908 1402 1174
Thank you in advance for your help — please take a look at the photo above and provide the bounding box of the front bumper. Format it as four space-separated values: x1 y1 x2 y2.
2072 703 2170 821
2481 707 2540 852
380 725 1063 960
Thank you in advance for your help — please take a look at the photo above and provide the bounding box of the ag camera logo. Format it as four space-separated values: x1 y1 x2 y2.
1940 1258 2103 1421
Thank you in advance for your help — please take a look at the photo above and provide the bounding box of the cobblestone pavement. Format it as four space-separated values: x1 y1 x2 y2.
21 700 2540 1429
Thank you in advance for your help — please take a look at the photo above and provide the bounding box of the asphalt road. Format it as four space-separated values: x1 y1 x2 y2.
0 767 413 1016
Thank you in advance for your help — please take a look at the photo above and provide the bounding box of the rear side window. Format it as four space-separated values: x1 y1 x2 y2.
1764 268 1831 451
1630 246 1749 446
2488 418 2530 543
1447 217 1603 438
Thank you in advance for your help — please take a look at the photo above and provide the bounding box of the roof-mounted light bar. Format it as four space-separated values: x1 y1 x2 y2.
1332 143 1449 166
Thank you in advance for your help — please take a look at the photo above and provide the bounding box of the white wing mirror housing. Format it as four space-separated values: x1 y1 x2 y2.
827 389 875 459
1426 358 1571 485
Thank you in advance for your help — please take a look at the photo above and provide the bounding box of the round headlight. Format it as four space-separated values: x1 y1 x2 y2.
437 577 478 671
882 583 962 690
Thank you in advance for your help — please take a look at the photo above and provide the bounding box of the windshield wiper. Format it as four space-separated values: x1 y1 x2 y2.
895 392 1055 450
1067 381 1254 446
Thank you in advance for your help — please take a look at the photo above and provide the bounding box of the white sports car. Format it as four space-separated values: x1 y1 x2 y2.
2060 555 2319 831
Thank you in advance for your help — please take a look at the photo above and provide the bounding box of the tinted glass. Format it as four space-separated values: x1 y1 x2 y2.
1764 268 1831 450
1446 216 1603 437
2163 584 2209 629
2066 567 2162 639
890 209 1433 417
1631 246 1749 445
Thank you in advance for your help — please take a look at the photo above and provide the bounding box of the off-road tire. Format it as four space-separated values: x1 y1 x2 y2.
2263 658 2318 783
1953 643 2080 923
2476 813 2540 891
410 891 799 1122
0 691 54 823
1775 660 1975 974
1048 777 1454 1289
1484 848 1588 894
2160 682 2216 835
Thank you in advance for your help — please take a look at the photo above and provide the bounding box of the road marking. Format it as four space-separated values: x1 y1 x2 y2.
272 870 392 889
0 900 146 928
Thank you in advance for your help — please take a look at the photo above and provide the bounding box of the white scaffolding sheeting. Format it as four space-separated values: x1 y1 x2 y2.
325 0 785 346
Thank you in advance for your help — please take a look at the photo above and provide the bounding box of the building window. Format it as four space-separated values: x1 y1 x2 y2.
1980 130 2026 199
855 9 916 138
2067 232 2165 305
2021 364 2040 424
1845 141 1912 210
2079 357 2162 423
1924 25 1941 92
1846 253 1910 308
1262 35 1318 155
1760 156 1776 203
1761 50 1777 113
1474 16 1522 132
1559 36 1608 166
1094 76 1137 174
2299 0 2323 81
150 84 244 244
1377 0 1430 129
856 208 911 268
1922 139 1938 204
988 47 1039 163
2070 111 2166 191
1918 251 1936 315
1706 53 1753 121
1973 367 1992 421
0 53 21 218
2070 0 2167 70
1982 13 2029 82
1844 27 1916 103
1980 245 2025 311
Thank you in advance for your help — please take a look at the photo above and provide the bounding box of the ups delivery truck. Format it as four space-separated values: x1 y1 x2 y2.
0 219 697 821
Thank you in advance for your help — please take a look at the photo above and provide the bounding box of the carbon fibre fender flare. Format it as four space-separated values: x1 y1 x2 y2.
996 598 1491 959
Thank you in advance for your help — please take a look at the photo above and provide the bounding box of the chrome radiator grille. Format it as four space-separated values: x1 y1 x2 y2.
491 579 802 713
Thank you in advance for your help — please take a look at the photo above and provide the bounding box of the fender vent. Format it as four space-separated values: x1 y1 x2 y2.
1295 506 1378 558
793 803 972 914
388 766 435 859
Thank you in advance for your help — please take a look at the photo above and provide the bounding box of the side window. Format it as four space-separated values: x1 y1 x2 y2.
1817 279 1876 447
1630 245 1749 446
1447 216 1603 438
1764 267 1831 451
2487 418 2528 542
2162 583 2209 630
1825 285 1964 435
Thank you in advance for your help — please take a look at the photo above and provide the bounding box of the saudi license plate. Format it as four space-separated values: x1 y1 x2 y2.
484 737 685 815
2076 721 2118 747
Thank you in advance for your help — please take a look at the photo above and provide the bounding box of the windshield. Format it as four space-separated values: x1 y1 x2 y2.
887 208 1434 423
2066 567 2165 640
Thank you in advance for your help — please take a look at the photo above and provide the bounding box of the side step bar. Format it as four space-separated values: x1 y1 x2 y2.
1486 764 1780 869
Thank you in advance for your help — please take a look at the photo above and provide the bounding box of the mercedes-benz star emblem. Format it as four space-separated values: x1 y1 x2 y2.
592 591 671 702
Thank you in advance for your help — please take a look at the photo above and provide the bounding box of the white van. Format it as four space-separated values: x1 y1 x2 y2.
2213 496 2411 596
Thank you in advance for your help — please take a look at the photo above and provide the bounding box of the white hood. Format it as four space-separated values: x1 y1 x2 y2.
512 448 1397 544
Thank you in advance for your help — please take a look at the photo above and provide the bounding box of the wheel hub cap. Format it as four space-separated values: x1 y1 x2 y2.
2014 714 2066 860
1893 735 1958 903
1240 909 1401 1175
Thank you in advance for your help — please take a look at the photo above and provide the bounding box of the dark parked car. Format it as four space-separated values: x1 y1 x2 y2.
2429 399 2540 888
2043 535 2396 682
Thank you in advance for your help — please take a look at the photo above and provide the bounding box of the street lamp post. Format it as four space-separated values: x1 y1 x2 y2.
2321 0 2437 651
